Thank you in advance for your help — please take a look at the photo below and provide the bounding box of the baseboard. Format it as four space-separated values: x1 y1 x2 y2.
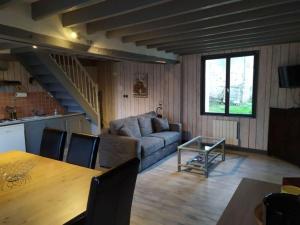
225 145 268 155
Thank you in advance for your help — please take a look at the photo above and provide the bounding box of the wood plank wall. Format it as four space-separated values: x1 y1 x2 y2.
181 43 300 151
92 61 181 128
95 42 300 151
0 61 43 92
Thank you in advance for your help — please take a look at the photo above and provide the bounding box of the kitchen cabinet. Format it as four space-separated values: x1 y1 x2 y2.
24 114 91 155
268 108 300 166
0 124 26 153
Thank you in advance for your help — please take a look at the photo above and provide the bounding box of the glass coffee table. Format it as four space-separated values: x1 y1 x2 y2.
177 136 225 177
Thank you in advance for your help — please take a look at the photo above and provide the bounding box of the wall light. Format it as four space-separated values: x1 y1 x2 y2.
32 45 38 49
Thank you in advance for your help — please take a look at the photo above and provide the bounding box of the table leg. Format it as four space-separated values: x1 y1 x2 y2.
205 152 208 178
222 141 225 161
177 147 181 172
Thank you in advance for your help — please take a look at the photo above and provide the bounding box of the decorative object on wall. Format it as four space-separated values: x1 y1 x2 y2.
155 103 163 118
133 72 148 98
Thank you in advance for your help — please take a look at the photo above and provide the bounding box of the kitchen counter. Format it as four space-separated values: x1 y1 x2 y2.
0 113 85 127
0 112 92 154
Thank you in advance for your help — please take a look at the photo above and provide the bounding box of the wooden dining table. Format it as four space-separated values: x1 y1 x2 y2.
0 150 102 225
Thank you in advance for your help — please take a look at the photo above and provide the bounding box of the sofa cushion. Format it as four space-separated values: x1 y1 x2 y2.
140 137 164 157
138 117 153 136
152 117 170 132
110 117 141 138
148 131 181 146
118 126 134 137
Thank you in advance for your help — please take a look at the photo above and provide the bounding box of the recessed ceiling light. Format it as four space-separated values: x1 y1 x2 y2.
32 45 38 49
155 60 166 64
70 31 78 39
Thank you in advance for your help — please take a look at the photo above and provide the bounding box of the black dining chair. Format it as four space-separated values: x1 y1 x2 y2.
40 128 67 161
64 157 140 225
66 133 100 169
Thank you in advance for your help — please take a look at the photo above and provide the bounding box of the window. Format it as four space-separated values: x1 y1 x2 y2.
201 51 258 117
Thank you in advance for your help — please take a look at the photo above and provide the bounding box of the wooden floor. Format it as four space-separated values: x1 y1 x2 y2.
126 151 300 225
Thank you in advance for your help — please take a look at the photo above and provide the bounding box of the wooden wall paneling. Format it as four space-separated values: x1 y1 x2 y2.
188 55 194 136
195 54 201 136
248 118 256 149
192 55 198 137
255 46 267 150
112 63 118 121
174 63 179 122
239 118 250 148
277 44 289 108
287 43 300 108
286 43 295 107
262 46 273 150
269 45 281 108
181 55 188 139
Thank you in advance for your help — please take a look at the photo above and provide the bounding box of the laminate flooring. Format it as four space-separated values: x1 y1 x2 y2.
125 151 300 225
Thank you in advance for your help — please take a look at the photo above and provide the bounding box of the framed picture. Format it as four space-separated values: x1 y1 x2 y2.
133 72 148 98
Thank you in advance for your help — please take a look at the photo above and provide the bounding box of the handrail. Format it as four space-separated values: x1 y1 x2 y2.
49 53 99 114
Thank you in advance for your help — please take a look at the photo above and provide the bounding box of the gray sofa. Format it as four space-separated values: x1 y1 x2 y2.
99 111 182 171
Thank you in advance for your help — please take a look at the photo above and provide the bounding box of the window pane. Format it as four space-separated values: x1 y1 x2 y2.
205 58 226 113
229 56 254 115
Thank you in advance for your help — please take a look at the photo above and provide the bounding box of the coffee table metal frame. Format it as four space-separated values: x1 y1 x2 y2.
177 136 225 177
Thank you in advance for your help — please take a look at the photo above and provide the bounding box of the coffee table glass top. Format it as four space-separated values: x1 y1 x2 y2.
178 136 225 152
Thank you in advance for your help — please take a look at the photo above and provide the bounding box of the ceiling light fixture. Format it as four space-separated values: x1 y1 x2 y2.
32 45 38 49
70 31 78 39
155 60 166 64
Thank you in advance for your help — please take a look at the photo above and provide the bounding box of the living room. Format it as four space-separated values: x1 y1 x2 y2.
0 1 300 225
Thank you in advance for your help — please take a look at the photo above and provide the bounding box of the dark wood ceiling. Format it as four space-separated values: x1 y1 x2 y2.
30 0 300 55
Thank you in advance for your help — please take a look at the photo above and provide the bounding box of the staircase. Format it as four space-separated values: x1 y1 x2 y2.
15 51 100 129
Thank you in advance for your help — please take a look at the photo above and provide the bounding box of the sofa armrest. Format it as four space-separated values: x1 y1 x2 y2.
169 122 182 133
99 134 141 169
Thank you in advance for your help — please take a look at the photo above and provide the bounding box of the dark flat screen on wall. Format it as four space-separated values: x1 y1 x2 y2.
278 65 300 88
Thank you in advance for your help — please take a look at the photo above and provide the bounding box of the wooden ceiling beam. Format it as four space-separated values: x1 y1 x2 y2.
0 0 13 7
62 0 168 27
150 22 300 49
0 42 26 50
86 0 240 34
0 24 178 64
106 0 296 38
122 3 300 42
135 13 300 46
164 30 300 52
174 36 300 55
31 0 97 20
158 26 300 51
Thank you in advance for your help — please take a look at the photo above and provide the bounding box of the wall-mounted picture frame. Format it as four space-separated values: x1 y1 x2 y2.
133 72 148 98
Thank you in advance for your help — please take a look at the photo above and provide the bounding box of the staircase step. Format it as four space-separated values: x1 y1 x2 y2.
45 84 65 92
19 57 41 66
30 65 50 75
60 100 79 107
53 92 73 100
67 106 83 113
37 76 58 84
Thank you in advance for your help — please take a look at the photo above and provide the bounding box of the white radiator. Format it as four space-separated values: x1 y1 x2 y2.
212 120 239 146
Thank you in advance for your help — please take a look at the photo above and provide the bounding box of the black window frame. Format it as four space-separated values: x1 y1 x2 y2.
201 51 259 118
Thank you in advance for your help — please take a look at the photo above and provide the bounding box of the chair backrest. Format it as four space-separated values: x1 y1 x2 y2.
66 133 100 169
85 158 140 225
40 128 67 161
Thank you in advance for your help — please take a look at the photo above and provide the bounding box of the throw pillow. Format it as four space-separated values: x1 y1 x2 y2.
118 126 134 137
138 116 153 136
152 117 170 132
